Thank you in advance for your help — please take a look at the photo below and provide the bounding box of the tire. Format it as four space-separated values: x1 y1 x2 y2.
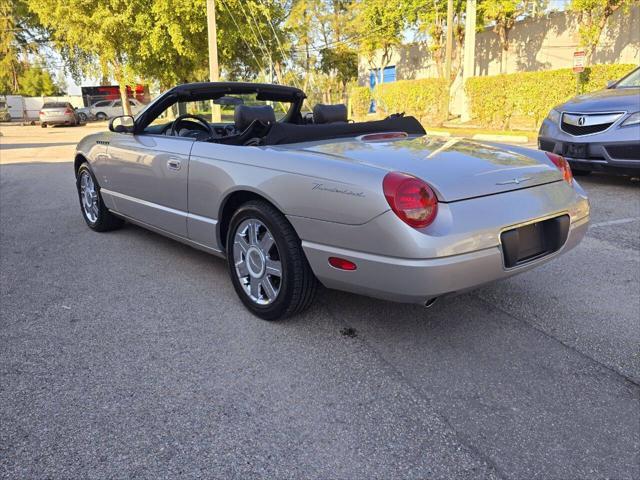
78 112 87 123
226 200 317 320
76 163 124 232
95 112 107 121
41 123 47 128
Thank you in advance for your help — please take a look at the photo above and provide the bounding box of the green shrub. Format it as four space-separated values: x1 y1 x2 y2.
374 78 448 124
349 79 447 123
465 63 636 129
349 86 372 118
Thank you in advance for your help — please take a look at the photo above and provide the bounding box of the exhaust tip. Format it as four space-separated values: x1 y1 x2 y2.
424 297 439 309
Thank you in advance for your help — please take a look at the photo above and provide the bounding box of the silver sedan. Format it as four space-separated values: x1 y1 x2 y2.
539 66 640 175
74 82 589 320
39 102 80 127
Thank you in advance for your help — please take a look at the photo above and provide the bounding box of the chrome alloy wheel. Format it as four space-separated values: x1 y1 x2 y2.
233 219 282 305
79 170 99 223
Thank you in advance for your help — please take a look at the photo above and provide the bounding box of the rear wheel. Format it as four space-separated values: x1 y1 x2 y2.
76 163 124 231
95 112 107 121
226 200 317 320
41 123 47 128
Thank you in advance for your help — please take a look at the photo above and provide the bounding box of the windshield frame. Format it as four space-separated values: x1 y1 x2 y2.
134 82 306 134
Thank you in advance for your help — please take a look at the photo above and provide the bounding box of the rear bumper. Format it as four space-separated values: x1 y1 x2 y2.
293 180 589 305
40 115 76 125
302 215 589 304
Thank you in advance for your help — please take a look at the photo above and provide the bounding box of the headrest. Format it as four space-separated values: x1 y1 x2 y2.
313 104 348 124
234 105 276 131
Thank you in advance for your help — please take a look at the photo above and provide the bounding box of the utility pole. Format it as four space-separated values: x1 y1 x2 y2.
461 0 477 122
444 0 454 119
206 0 221 122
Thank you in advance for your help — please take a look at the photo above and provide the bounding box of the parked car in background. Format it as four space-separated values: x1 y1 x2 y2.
39 102 80 127
89 98 145 120
75 106 94 123
538 66 640 175
0 100 11 122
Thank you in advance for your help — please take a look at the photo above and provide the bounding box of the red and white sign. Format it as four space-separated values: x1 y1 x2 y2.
573 51 586 73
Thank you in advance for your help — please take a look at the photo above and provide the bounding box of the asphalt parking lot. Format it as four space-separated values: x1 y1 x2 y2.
1 124 639 479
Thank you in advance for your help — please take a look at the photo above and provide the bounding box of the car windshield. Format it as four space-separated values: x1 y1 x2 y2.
615 68 640 88
42 102 68 109
146 93 293 127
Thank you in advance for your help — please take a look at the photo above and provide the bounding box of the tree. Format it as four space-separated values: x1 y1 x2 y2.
28 0 290 103
570 0 633 64
352 0 415 85
317 0 358 101
286 0 319 90
415 0 470 81
319 47 358 101
284 0 358 104
0 0 46 94
18 66 64 96
27 0 147 115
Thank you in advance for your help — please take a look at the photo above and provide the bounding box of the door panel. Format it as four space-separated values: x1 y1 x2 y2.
105 134 195 236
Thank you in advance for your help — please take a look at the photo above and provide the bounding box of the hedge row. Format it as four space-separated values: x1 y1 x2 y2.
349 63 636 129
375 79 448 124
349 78 448 123
350 86 372 118
465 63 636 129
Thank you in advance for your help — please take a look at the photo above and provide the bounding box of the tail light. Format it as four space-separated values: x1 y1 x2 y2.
39 110 44 116
383 172 438 228
64 108 73 114
546 152 573 185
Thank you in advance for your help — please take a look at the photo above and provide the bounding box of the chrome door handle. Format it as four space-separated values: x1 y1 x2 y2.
167 158 181 171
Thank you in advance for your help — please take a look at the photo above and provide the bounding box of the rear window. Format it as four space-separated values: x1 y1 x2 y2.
42 102 68 109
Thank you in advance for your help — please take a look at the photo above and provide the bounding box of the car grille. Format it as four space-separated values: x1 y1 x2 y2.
560 112 624 136
605 144 640 160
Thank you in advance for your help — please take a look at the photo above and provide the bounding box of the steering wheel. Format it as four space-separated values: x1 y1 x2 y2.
169 114 213 137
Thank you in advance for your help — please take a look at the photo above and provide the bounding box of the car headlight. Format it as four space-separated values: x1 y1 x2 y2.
546 109 561 124
620 112 640 127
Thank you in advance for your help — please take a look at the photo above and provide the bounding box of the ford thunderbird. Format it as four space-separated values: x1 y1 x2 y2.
74 82 590 320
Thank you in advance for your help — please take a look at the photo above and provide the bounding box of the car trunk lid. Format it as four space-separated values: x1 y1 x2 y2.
295 136 562 202
43 107 69 116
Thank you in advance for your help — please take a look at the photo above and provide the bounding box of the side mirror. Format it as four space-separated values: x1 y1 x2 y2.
606 80 616 88
109 115 135 133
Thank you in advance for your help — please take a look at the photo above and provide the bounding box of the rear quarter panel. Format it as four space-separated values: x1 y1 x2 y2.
188 142 390 227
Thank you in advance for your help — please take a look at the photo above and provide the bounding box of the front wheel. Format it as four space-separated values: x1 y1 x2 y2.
76 163 124 231
78 112 87 123
226 200 317 320
95 112 107 121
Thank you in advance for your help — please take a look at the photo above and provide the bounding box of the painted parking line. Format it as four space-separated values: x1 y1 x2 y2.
590 217 639 228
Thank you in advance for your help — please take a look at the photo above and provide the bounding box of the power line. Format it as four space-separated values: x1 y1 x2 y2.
218 0 267 73
254 0 305 90
234 0 273 66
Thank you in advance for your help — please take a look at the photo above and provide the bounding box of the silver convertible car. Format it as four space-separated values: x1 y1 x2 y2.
74 82 590 320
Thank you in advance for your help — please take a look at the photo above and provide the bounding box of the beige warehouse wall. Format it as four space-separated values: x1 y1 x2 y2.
358 6 640 85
